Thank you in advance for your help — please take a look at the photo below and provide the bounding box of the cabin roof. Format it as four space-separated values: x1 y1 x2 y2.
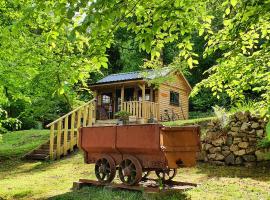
92 68 192 91
95 68 171 84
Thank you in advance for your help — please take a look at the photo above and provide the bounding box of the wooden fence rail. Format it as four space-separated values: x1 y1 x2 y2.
121 101 159 121
46 100 96 160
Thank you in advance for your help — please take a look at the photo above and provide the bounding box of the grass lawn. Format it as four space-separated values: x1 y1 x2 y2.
0 153 270 200
0 130 49 160
0 129 270 200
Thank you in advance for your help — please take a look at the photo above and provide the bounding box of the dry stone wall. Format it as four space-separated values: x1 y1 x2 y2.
198 111 270 166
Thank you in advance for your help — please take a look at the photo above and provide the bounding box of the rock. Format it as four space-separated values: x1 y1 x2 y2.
215 153 225 161
255 150 267 161
209 147 221 154
242 137 248 142
197 151 207 161
209 161 225 166
222 150 231 157
235 157 243 165
231 126 240 132
208 154 216 160
256 129 264 137
243 155 256 162
230 144 239 152
241 122 250 131
235 112 246 121
251 122 259 129
238 142 249 149
204 143 213 151
233 137 242 144
212 138 225 146
234 149 246 156
226 136 233 146
244 162 256 167
248 129 256 135
222 146 230 151
225 153 235 165
246 147 256 154
248 137 257 143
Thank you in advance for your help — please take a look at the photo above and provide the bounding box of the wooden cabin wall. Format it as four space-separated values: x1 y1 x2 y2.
158 74 189 120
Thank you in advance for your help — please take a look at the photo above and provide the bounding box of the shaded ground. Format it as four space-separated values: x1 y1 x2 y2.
0 153 270 200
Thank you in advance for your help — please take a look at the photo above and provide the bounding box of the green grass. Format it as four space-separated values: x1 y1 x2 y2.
163 116 216 127
0 129 49 160
0 153 270 200
1 130 270 200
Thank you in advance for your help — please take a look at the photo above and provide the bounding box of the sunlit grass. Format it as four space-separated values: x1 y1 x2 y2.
0 130 49 160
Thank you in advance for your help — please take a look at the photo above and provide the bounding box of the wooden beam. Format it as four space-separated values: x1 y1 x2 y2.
141 83 146 120
150 87 153 102
121 85 124 110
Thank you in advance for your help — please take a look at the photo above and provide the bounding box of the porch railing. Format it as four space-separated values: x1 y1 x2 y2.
46 99 96 160
121 101 159 120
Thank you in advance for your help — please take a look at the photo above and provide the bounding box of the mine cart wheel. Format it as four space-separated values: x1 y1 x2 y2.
155 168 177 181
118 156 142 185
95 155 116 183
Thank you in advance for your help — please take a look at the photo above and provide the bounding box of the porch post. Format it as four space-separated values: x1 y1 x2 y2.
93 90 97 122
121 85 124 111
150 87 153 102
141 83 146 121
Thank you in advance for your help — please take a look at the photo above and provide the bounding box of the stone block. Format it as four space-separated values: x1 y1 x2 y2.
235 157 243 165
233 137 242 144
251 122 259 129
230 144 239 152
231 126 240 132
238 142 249 149
225 153 235 165
208 154 216 160
256 129 264 137
243 155 256 162
222 150 231 157
209 147 221 154
215 153 225 161
241 122 250 131
212 138 225 146
234 149 246 156
204 143 213 151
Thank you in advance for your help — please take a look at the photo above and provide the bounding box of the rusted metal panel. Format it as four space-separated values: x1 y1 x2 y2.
116 124 161 154
79 124 200 170
80 126 118 153
160 125 200 168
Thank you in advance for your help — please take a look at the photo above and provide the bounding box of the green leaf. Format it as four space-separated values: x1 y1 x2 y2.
187 57 193 68
230 0 237 7
267 121 270 140
225 7 230 15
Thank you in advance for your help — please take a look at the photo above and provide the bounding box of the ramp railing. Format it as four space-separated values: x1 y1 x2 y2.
46 99 96 160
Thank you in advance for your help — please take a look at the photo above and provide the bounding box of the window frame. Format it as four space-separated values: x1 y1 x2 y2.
169 91 180 106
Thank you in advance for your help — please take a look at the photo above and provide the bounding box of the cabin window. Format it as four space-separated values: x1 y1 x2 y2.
102 95 111 104
170 91 180 106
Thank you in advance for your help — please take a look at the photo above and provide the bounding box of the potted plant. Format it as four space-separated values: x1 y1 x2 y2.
115 111 131 125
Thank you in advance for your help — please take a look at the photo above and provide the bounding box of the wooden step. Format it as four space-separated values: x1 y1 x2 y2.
25 153 49 160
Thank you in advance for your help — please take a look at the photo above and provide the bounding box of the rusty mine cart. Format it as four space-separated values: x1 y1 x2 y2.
78 124 200 186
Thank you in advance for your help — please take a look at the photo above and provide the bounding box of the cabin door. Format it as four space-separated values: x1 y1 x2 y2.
99 92 113 120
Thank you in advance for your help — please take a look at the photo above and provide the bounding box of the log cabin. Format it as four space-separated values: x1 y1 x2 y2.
90 68 192 123
29 68 192 160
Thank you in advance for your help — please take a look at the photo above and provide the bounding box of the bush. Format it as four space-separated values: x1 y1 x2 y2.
1 118 22 131
115 111 131 122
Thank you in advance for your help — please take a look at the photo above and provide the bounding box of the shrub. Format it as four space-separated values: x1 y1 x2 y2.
115 111 131 123
1 118 22 131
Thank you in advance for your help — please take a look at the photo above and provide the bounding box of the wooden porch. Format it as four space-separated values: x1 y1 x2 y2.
91 81 160 122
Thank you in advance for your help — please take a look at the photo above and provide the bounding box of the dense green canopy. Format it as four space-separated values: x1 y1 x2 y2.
0 0 269 131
